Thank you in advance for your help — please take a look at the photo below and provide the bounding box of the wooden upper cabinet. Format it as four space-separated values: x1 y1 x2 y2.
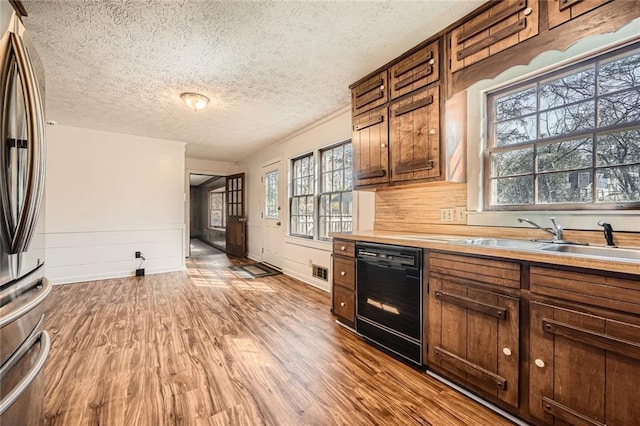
389 85 440 182
390 40 440 100
450 0 539 73
529 302 640 425
351 71 388 117
547 0 613 29
352 107 389 187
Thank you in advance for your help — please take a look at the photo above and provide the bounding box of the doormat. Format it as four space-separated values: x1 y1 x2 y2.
229 262 282 279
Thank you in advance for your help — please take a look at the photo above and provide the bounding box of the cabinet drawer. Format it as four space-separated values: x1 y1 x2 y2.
530 266 640 315
429 252 520 289
333 286 355 323
351 71 388 116
333 257 355 290
390 40 439 99
450 0 539 72
548 0 612 29
390 86 440 182
333 239 355 258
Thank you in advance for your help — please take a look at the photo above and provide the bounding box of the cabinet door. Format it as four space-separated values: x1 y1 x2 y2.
450 0 539 72
390 40 439 100
429 276 519 407
352 107 389 187
530 302 640 425
390 86 440 182
351 71 388 117
547 0 612 29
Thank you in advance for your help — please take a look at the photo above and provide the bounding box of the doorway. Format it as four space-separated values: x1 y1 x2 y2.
188 173 226 257
262 161 283 269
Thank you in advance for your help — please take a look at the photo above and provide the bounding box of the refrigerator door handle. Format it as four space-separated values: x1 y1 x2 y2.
0 17 46 255
0 277 50 328
0 328 50 415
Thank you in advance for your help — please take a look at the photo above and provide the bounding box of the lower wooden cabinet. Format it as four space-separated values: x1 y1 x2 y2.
428 274 520 407
529 301 640 425
331 239 356 327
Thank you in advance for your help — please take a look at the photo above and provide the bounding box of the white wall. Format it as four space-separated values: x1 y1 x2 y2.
238 106 375 292
45 125 186 284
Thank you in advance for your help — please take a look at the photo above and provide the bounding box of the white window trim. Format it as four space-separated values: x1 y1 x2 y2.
466 21 640 232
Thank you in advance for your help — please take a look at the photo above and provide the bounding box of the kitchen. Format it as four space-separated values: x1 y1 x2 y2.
1 1 640 424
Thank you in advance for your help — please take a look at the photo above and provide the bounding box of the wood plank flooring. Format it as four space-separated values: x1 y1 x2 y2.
43 253 515 425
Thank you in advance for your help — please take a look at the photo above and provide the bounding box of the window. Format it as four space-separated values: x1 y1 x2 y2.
288 140 353 240
486 43 640 210
209 191 225 227
264 170 279 219
290 153 315 238
319 142 353 238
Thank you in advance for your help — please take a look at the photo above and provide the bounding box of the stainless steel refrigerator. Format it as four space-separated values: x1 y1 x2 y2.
0 5 50 426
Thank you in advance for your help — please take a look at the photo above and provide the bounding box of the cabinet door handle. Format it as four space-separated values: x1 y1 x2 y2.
340 302 345 307
340 246 346 251
502 347 512 356
542 318 640 361
340 271 346 276
534 359 545 368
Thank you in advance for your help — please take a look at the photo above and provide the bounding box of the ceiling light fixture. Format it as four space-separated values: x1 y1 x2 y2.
181 92 209 112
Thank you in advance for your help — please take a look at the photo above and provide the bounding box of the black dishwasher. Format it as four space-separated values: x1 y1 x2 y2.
356 243 423 365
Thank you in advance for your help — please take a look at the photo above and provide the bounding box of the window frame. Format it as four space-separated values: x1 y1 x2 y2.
209 190 225 228
289 152 316 239
484 41 640 211
318 141 354 240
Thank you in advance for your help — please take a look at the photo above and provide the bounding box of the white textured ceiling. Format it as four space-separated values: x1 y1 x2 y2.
24 0 484 162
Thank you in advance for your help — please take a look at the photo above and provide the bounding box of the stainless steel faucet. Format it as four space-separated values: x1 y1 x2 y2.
517 217 564 242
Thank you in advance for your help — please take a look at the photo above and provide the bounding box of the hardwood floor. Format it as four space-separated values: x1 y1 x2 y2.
43 253 514 425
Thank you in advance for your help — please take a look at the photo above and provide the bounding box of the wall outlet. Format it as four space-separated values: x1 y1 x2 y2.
135 251 141 258
440 208 454 222
454 207 467 222
135 268 145 277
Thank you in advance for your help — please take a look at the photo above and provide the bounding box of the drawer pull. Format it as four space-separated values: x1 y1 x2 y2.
542 396 605 426
357 169 386 180
457 19 526 61
353 115 384 131
429 129 436 135
535 359 545 368
502 347 512 356
434 290 507 319
340 246 346 251
457 0 527 44
381 143 386 148
542 318 640 361
354 78 384 98
340 302 346 307
559 0 584 11
394 95 434 117
340 271 346 276
434 346 507 390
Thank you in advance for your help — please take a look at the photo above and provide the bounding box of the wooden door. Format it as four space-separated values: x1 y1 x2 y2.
352 107 389 188
449 0 539 72
429 276 519 407
389 86 440 182
529 302 640 425
547 0 612 29
225 173 246 257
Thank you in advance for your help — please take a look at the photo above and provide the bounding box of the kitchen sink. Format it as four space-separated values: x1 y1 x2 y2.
451 238 551 250
542 244 640 261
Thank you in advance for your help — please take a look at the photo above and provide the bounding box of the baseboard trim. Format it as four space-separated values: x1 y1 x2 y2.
282 267 330 293
49 265 187 285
